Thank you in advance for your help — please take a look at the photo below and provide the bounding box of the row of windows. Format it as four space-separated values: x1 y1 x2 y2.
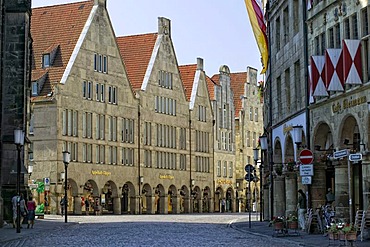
218 131 233 151
275 1 300 51
94 53 108 73
154 96 177 115
245 131 261 148
216 160 233 178
156 151 177 170
195 156 210 173
156 124 177 148
158 70 173 89
195 130 210 153
82 81 117 104
249 107 259 122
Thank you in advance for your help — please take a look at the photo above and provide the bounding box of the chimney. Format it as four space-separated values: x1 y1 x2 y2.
94 0 106 8
158 17 171 37
197 58 204 71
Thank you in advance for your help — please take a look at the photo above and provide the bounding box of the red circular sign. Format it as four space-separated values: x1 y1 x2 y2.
299 149 314 165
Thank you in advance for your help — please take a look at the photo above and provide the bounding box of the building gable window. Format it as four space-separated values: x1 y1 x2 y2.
32 82 39 96
94 53 108 74
42 54 50 68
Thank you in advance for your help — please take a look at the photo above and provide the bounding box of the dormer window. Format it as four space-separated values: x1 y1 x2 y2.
32 81 39 96
43 53 50 68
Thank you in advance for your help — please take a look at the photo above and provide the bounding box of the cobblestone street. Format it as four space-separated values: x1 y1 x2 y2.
1 213 300 247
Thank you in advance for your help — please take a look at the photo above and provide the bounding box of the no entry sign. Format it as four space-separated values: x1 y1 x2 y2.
299 149 314 165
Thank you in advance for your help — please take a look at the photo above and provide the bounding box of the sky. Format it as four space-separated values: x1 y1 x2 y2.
32 0 262 78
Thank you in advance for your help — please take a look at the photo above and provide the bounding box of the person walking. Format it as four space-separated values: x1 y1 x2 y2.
27 196 37 228
19 193 28 227
85 197 90 215
11 194 18 228
60 195 66 216
297 189 307 231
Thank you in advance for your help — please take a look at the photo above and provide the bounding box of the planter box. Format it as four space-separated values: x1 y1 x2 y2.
328 232 338 240
287 221 298 229
273 222 284 230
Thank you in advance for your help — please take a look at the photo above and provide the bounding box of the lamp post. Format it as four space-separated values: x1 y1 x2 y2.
63 151 70 223
259 135 268 221
253 148 259 221
14 129 25 233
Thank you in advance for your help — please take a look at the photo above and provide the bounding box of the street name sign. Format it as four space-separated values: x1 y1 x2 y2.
299 164 314 176
299 149 314 165
333 149 348 159
349 153 362 162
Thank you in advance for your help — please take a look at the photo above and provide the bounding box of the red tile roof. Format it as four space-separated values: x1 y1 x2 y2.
116 33 158 91
31 0 94 97
229 72 247 117
206 75 218 100
179 64 197 101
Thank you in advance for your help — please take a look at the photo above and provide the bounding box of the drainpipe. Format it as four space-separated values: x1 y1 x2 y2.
189 112 192 212
138 104 141 214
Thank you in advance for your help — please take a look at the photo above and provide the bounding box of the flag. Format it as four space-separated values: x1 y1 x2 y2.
244 0 268 74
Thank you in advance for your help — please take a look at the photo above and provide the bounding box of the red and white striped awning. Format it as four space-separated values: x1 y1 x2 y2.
325 48 344 91
311 56 328 97
343 39 362 85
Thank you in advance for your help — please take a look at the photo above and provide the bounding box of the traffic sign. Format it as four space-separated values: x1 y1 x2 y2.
245 164 255 182
245 173 254 182
299 164 314 176
44 177 50 186
299 149 314 165
333 149 348 159
245 164 254 173
301 176 312 185
349 153 362 162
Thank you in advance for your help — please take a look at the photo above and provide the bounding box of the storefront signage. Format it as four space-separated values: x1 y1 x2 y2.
332 96 367 113
216 179 233 185
159 174 174 180
283 124 293 135
91 170 111 176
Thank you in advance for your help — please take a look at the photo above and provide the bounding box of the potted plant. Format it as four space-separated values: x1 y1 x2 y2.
270 216 285 230
286 214 298 229
327 222 341 240
341 223 357 241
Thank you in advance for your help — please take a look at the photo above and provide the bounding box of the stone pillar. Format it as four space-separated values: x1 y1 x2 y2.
311 163 327 209
274 175 285 217
189 198 194 213
163 195 168 214
210 198 214 212
335 162 349 220
74 196 82 215
113 197 121 215
285 172 297 217
151 196 156 214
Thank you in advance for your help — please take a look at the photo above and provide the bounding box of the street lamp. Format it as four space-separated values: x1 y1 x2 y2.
63 150 70 223
14 129 25 233
293 125 303 147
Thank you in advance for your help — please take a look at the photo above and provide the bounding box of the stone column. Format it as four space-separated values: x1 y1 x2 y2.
274 175 285 217
113 197 121 215
311 163 327 209
163 195 168 214
285 172 297 217
74 196 82 215
335 162 349 220
151 196 156 214
209 197 214 212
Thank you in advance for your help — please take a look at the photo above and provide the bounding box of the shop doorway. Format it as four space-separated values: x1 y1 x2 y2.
353 162 363 213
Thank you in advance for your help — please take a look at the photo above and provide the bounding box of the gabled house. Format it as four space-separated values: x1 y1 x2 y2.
30 0 139 215
117 18 214 214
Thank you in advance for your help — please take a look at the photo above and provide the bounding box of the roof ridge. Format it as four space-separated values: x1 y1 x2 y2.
32 0 91 10
117 32 158 39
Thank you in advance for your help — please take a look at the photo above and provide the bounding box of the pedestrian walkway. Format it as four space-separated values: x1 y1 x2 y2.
0 215 77 245
230 218 370 247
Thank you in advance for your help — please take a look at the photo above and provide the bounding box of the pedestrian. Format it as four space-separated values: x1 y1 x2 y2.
326 188 335 206
85 197 90 215
11 194 18 228
20 193 28 226
297 189 307 231
60 195 66 216
27 196 37 228
221 198 226 213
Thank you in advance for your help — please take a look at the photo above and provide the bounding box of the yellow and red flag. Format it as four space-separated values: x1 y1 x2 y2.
244 0 268 74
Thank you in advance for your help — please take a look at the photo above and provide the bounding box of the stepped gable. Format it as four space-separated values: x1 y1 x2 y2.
116 33 158 91
179 64 197 101
31 0 94 98
229 72 247 117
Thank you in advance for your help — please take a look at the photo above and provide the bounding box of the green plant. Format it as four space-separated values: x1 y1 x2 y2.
341 223 357 234
270 216 285 224
287 214 298 222
327 222 345 233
